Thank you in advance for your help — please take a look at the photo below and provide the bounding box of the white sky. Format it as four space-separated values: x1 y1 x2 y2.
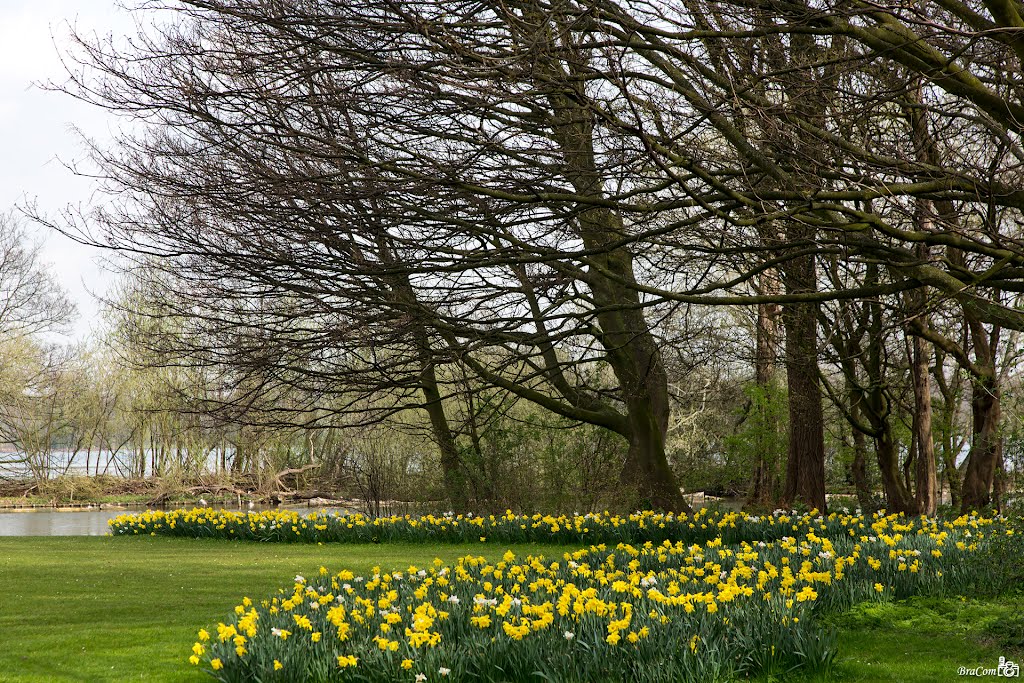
0 0 135 342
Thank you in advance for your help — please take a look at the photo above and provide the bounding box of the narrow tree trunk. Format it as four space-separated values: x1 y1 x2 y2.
462 385 495 503
903 80 992 514
905 194 937 515
390 269 471 511
847 390 874 512
992 456 1007 514
748 272 782 509
933 352 963 508
419 363 469 511
912 333 938 515
904 430 917 493
150 430 157 477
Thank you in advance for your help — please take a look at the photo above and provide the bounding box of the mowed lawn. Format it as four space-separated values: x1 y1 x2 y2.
0 536 1019 682
0 537 561 682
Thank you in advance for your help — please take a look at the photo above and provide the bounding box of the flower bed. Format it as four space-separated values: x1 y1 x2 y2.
106 506 961 547
178 510 1013 682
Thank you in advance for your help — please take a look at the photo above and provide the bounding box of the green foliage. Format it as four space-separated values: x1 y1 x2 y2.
963 522 1024 597
726 383 789 468
675 382 787 497
451 393 625 513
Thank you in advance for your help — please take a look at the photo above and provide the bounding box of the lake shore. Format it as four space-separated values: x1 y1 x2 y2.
0 474 354 510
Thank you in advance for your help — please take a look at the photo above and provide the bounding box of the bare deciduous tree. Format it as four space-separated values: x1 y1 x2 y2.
43 0 1024 511
0 213 74 342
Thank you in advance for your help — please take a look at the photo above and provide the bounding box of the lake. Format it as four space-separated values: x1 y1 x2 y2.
0 505 353 536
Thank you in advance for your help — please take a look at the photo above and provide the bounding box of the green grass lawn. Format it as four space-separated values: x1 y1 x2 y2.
0 536 1020 682
0 537 561 682
824 596 1024 683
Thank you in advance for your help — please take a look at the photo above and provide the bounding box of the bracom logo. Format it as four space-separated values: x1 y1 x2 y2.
958 657 1020 678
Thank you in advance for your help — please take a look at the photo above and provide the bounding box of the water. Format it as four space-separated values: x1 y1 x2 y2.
0 508 129 536
0 448 232 479
0 505 355 536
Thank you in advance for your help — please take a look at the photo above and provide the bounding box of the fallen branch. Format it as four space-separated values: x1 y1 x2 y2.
271 463 320 493
146 484 251 506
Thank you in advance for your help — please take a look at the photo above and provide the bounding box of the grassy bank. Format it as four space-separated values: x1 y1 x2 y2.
0 536 1020 682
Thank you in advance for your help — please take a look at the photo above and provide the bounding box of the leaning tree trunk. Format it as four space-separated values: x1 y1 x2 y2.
418 359 470 512
543 60 688 513
862 284 915 514
383 240 472 511
873 424 916 514
589 243 687 512
403 287 470 511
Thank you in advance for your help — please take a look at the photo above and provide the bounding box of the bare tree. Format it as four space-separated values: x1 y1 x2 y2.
0 213 76 480
0 213 74 342
45 0 1024 512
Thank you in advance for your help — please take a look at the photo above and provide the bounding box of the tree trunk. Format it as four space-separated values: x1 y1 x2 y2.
781 293 827 511
911 333 938 515
461 384 495 504
960 315 1001 512
904 429 917 493
748 273 782 510
419 369 469 511
874 425 915 513
992 456 1007 514
848 390 874 512
961 373 1001 511
544 62 687 512
595 256 685 511
379 235 472 512
909 80 970 516
776 28 829 513
933 348 964 509
618 398 682 510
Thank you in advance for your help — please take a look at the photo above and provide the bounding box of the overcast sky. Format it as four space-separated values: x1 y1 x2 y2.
0 0 135 342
